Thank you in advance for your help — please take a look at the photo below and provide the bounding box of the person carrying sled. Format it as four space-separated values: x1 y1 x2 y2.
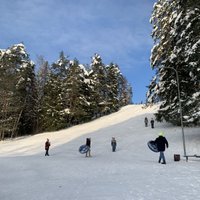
45 138 51 156
155 132 168 164
111 137 117 152
85 138 91 157
144 117 148 127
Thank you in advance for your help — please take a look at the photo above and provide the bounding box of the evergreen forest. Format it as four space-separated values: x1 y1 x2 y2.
0 46 132 140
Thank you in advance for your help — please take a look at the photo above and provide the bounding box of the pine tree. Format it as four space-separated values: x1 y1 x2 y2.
90 53 109 116
0 43 37 139
16 58 38 136
41 51 69 131
148 0 200 125
146 75 159 105
0 47 18 139
65 59 92 124
118 75 132 106
36 55 49 132
106 63 121 112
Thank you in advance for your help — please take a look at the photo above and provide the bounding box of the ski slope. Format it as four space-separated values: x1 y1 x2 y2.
0 104 200 200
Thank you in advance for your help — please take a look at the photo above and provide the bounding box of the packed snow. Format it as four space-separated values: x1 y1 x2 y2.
0 104 200 200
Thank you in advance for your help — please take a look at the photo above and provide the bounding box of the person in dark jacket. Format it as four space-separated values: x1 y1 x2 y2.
85 138 91 157
144 117 148 127
150 118 155 128
111 137 117 152
155 132 168 164
45 138 51 156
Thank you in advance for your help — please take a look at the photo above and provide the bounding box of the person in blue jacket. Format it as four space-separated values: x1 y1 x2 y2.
155 132 169 164
111 137 117 152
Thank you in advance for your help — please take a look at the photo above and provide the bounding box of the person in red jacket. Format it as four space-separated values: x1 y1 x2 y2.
155 132 168 164
45 138 51 156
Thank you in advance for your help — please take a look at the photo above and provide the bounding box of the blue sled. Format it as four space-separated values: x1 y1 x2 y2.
79 144 90 154
147 140 159 153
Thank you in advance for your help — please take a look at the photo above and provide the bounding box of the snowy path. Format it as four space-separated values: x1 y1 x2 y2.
0 105 200 200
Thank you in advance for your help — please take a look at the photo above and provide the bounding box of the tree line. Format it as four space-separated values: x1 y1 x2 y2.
0 44 132 140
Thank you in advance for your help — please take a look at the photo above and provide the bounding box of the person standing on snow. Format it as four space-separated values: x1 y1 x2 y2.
155 132 168 164
45 138 51 156
150 118 155 128
111 137 117 152
144 117 148 127
85 138 91 157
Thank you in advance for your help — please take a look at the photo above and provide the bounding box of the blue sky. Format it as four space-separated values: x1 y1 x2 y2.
0 0 156 103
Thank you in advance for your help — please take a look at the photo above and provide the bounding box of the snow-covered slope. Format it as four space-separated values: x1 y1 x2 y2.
0 104 200 200
0 104 158 156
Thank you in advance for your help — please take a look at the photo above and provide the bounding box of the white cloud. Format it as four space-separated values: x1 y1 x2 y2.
0 0 155 102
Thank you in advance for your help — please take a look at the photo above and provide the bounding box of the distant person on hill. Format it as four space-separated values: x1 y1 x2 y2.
155 132 168 164
85 138 91 157
45 138 51 156
150 118 155 128
144 117 148 127
111 137 117 152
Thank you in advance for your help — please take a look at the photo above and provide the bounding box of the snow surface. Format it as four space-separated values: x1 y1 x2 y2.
0 104 200 200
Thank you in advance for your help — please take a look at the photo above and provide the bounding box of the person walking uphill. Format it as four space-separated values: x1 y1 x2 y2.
155 132 168 164
144 117 148 127
111 137 117 152
85 138 91 157
150 118 155 128
45 138 51 156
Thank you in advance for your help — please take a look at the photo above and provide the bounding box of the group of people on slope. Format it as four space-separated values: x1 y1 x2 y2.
44 137 117 157
44 117 169 165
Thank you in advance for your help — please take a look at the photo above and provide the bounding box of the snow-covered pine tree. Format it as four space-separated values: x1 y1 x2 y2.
118 75 132 106
146 75 159 105
90 53 109 117
106 63 121 112
77 64 95 122
65 59 92 124
148 0 200 125
0 47 18 140
41 51 69 131
179 0 200 125
16 55 38 136
0 43 37 139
